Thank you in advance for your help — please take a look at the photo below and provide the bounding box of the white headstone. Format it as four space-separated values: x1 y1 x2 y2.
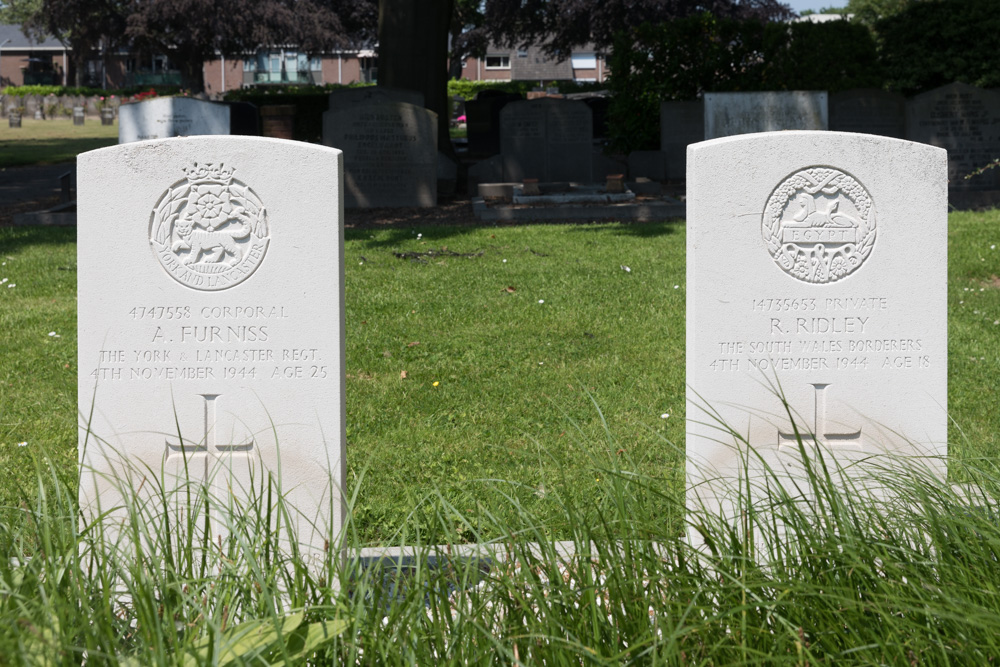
704 92 828 140
686 131 947 515
78 136 345 555
119 97 231 143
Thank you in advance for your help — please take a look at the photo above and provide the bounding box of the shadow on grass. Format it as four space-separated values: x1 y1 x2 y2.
0 137 117 168
346 218 683 251
0 225 77 256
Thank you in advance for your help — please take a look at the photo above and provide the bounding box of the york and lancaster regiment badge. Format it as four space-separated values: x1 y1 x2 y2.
149 163 270 291
763 167 877 284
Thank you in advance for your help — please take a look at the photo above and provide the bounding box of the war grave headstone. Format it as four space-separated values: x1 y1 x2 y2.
905 82 1000 202
704 91 828 140
78 136 346 555
322 100 437 207
500 98 593 182
686 131 947 517
119 97 231 144
829 88 905 139
660 100 704 181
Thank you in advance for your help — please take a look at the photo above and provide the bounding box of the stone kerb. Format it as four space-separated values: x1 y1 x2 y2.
686 131 947 520
77 136 346 558
500 98 593 183
322 100 438 208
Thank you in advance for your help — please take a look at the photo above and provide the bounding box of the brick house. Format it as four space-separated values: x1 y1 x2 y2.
0 24 70 87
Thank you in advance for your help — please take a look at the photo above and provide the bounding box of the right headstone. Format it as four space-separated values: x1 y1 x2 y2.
704 91 828 140
500 98 593 182
906 82 1000 198
119 97 231 143
322 100 437 208
686 131 947 515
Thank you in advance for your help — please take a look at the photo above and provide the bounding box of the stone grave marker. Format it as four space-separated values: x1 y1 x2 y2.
500 98 593 182
73 106 85 125
77 136 345 554
704 91 828 140
660 100 704 181
829 88 905 139
326 86 424 116
322 100 437 207
686 131 947 516
465 90 521 156
119 97 231 143
906 82 1000 195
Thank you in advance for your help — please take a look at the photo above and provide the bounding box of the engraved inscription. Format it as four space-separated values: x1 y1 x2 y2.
149 163 270 291
763 167 876 284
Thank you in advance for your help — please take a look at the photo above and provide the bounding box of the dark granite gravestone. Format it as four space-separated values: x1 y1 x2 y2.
829 89 905 138
905 82 1000 194
659 100 704 182
465 91 522 156
500 98 593 182
323 100 438 207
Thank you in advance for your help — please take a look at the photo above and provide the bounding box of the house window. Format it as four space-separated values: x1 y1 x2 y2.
485 55 510 69
310 56 322 71
571 53 597 70
516 49 528 58
243 58 257 72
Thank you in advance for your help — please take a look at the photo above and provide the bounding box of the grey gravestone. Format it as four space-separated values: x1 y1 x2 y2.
8 109 20 128
466 91 522 156
704 91 828 140
687 130 947 518
73 106 85 126
119 97 231 144
906 82 1000 193
325 87 424 116
323 100 438 208
500 98 593 182
660 100 704 181
77 136 346 555
829 88 905 138
100 107 115 126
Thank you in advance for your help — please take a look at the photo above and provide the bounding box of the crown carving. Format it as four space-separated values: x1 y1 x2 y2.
183 163 235 186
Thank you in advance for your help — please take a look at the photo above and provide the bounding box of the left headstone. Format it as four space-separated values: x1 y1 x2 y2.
119 97 231 143
77 136 346 555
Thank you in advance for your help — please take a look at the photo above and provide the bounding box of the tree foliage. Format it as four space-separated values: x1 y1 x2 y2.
875 0 1000 93
483 0 794 58
607 13 882 153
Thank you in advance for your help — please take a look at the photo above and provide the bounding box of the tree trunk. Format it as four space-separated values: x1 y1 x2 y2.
378 0 456 160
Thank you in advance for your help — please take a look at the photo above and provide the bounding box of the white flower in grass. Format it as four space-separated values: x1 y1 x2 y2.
538 299 544 304
17 442 27 447
6 284 14 288
660 413 670 419
48 331 60 338
673 284 679 289
621 265 631 273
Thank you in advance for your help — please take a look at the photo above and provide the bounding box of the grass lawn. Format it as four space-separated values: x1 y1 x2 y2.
0 117 119 168
2 211 999 544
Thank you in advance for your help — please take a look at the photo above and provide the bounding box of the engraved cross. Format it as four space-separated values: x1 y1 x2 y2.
777 383 862 450
165 393 254 467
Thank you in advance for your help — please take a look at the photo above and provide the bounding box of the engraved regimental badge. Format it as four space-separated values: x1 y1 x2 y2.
149 163 269 291
763 167 876 284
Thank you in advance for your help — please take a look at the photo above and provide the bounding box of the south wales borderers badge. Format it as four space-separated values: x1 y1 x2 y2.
763 167 876 284
149 163 269 291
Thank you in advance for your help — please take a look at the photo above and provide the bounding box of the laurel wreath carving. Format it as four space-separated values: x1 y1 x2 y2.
762 167 876 284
